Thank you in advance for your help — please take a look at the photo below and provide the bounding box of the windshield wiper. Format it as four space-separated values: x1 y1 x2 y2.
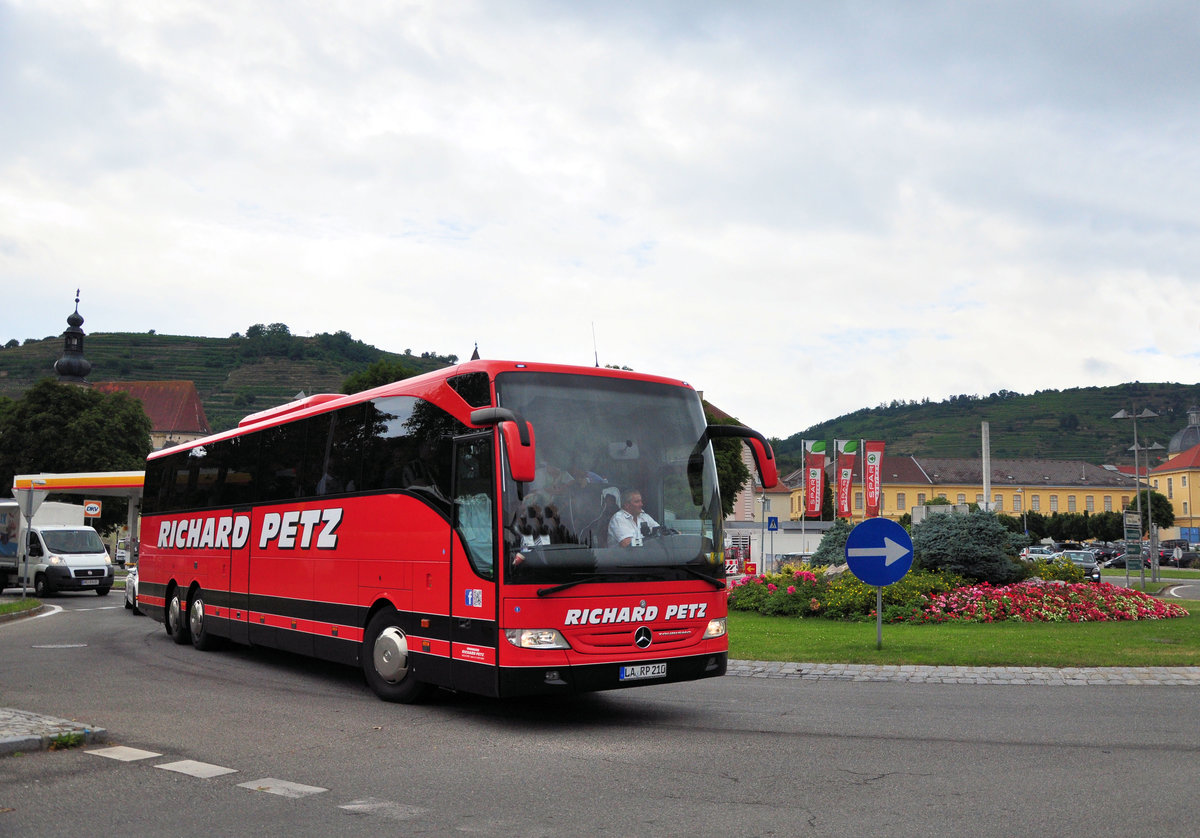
610 563 726 590
676 565 725 590
536 574 609 597
536 565 726 596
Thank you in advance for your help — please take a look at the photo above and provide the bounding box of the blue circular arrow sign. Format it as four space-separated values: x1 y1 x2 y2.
844 518 914 587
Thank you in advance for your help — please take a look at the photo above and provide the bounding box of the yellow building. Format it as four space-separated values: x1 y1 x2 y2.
1148 409 1200 543
1149 447 1200 542
786 455 1138 522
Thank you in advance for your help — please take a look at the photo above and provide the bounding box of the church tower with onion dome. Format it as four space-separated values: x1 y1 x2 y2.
53 289 93 385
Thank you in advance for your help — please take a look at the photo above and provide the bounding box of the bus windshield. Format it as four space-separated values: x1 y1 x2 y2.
496 371 724 587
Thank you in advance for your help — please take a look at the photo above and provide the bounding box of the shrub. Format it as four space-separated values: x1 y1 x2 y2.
1016 558 1085 583
810 519 852 566
729 565 964 622
911 510 1021 585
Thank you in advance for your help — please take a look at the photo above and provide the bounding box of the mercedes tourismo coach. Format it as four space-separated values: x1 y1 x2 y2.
138 360 777 702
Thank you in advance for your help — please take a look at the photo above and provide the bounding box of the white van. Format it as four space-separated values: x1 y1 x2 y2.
24 524 114 596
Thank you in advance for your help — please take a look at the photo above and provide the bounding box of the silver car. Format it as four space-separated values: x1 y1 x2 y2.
122 566 141 614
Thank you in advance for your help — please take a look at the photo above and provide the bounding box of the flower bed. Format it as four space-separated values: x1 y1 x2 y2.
728 565 1189 623
914 580 1188 623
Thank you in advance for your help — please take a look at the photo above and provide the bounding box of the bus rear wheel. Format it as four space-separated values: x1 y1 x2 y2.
189 589 219 651
166 588 191 645
362 609 430 704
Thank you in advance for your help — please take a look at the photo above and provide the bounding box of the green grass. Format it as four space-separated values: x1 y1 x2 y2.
0 597 43 616
728 602 1200 667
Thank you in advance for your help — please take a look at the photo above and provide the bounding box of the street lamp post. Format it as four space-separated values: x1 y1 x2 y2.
1113 409 1158 584
1130 440 1165 582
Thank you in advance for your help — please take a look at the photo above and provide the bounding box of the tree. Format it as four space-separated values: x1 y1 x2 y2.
811 518 852 566
1125 491 1174 534
704 410 752 519
1087 511 1123 542
1022 510 1048 540
0 380 152 531
911 510 1021 585
341 359 417 395
801 473 835 521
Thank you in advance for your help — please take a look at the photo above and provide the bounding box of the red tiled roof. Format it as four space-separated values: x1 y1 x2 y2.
1154 443 1200 472
93 381 210 435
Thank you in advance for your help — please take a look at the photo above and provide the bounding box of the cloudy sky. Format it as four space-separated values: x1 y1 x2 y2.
2 1 1197 438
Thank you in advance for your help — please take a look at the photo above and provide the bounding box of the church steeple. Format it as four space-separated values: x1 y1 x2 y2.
54 289 92 385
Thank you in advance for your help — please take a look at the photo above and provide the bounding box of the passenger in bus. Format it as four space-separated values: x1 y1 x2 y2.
316 455 356 495
607 489 660 548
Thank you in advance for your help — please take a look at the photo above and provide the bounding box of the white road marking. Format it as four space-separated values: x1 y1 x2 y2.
238 778 328 798
87 745 162 761
339 797 427 820
156 759 238 778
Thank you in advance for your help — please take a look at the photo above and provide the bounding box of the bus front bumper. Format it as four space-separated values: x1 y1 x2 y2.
497 651 726 697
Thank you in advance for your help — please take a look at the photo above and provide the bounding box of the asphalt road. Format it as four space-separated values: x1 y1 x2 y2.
3 593 1199 837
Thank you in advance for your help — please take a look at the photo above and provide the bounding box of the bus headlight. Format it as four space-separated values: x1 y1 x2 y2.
504 628 572 650
703 617 727 638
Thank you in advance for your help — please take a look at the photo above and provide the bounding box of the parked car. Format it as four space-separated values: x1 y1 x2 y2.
1020 546 1056 560
1058 550 1102 582
123 565 141 615
1103 553 1147 569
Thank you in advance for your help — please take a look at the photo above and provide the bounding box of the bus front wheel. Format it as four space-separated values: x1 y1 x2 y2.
362 610 430 704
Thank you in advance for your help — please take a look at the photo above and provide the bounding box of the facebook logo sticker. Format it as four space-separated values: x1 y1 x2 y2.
465 589 482 608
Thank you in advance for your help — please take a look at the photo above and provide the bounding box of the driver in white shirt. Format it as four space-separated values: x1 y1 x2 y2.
608 489 660 547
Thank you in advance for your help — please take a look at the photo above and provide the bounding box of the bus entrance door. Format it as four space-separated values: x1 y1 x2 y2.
448 434 500 697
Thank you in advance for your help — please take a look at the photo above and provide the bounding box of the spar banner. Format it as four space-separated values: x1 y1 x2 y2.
804 440 826 517
835 439 858 518
864 441 885 518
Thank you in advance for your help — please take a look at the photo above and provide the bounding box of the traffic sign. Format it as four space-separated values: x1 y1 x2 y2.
767 516 779 532
1123 511 1141 541
844 517 914 587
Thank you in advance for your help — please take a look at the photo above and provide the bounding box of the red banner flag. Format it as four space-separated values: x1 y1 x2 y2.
864 441 885 518
835 440 858 518
804 441 826 518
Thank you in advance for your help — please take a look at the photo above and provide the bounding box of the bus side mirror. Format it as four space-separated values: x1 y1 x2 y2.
471 408 537 484
499 421 536 483
706 424 778 489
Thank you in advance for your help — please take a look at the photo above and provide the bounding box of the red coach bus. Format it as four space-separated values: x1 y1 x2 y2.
138 360 776 702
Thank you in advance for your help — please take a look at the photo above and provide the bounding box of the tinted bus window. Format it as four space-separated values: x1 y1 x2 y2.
362 396 465 507
257 414 330 502
448 372 492 408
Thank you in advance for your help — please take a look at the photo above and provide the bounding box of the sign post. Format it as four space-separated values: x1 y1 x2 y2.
844 517 915 649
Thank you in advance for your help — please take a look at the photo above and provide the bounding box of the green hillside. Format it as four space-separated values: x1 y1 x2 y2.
774 382 1200 474
5 329 1197 466
0 327 457 432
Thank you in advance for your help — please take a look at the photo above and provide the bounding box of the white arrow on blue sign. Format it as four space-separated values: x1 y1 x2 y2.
844 517 914 587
